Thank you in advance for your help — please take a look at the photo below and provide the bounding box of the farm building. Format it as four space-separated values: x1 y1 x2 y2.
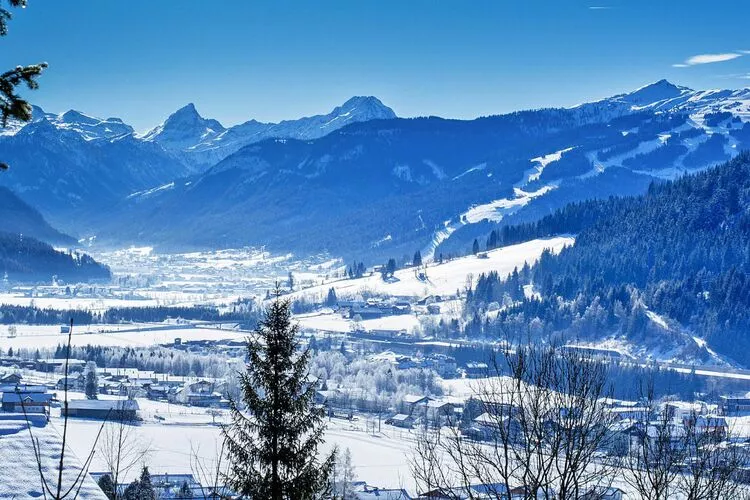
62 399 140 420
1 391 53 415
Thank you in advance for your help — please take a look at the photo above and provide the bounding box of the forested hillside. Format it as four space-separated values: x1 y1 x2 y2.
0 232 110 283
0 187 75 245
468 152 750 366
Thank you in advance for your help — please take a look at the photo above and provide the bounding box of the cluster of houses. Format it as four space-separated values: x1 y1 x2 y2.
336 294 447 322
370 351 458 378
54 365 229 408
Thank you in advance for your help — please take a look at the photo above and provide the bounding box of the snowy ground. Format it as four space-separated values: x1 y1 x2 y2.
0 323 246 350
57 393 419 492
0 416 108 499
290 237 574 302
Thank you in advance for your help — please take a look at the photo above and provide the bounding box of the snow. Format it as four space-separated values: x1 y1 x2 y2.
525 147 575 183
0 417 108 499
0 324 246 350
290 237 574 301
462 185 557 224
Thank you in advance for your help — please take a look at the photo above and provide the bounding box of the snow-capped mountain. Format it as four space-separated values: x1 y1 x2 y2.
99 80 750 260
141 96 397 170
141 103 226 151
2 80 749 257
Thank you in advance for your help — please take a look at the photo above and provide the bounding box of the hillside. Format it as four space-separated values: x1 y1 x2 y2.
93 81 750 260
470 153 750 367
0 232 110 283
0 186 76 245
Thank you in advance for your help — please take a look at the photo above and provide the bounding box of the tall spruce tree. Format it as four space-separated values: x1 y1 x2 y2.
223 290 335 499
84 361 98 399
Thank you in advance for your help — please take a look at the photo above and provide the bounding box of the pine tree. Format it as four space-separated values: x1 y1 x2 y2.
413 250 422 267
84 361 98 399
177 481 193 499
138 466 156 500
223 291 335 499
1 0 46 168
97 473 116 500
472 238 480 255
326 287 338 307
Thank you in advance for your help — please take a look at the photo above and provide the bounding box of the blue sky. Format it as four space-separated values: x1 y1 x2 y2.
2 0 749 131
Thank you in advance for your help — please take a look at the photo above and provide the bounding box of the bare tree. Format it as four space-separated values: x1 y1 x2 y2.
190 439 230 499
98 401 152 500
623 383 684 500
19 319 110 499
675 412 749 500
411 343 617 499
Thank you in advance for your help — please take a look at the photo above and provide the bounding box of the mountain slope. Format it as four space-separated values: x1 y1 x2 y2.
103 81 749 261
0 187 75 245
472 153 750 366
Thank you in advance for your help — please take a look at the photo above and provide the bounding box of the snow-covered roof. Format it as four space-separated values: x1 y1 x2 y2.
66 399 139 411
0 419 108 499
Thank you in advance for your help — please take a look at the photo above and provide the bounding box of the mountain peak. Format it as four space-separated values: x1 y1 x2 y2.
333 95 396 120
143 103 225 148
621 79 693 106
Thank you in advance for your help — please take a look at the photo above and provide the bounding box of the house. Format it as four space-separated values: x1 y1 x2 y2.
386 414 414 428
62 399 140 420
1 391 53 415
602 419 638 456
420 483 543 499
353 482 412 499
464 362 489 378
693 415 728 440
606 406 651 421
401 394 432 415
580 486 624 500
36 358 87 373
170 380 225 407
89 472 236 499
147 384 171 400
426 400 455 425
720 395 750 416
56 374 85 391
467 412 522 442
0 372 22 391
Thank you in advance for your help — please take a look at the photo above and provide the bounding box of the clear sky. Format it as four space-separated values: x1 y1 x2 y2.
1 0 749 132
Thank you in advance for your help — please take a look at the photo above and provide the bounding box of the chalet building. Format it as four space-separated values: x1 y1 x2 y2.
56 374 85 391
386 413 414 428
464 362 489 378
0 372 22 392
36 358 86 373
63 399 140 420
720 395 750 416
401 394 432 415
1 391 53 415
170 380 225 407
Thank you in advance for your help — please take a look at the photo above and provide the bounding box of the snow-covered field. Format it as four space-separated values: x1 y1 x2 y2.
0 324 246 350
290 237 574 301
57 393 418 491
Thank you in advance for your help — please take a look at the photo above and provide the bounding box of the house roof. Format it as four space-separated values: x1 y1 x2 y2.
403 394 431 404
391 414 412 421
2 392 53 403
67 399 139 411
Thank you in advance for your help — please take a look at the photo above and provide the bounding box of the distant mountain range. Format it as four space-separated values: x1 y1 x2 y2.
1 80 749 262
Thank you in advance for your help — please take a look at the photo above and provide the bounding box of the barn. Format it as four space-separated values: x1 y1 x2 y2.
62 399 140 420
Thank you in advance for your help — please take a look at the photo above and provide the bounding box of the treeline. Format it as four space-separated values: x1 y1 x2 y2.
468 153 750 366
0 303 258 326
